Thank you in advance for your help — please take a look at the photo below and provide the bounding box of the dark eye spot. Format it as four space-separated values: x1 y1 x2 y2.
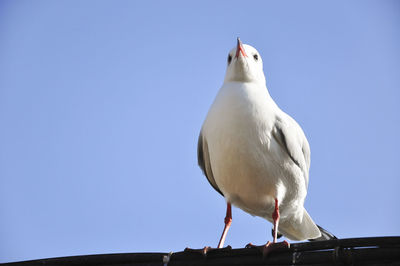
253 54 258 61
227 54 232 64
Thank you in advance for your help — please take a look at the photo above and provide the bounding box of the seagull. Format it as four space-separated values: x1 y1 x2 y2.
198 38 335 255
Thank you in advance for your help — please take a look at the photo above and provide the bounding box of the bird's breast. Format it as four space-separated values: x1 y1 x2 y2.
203 83 284 216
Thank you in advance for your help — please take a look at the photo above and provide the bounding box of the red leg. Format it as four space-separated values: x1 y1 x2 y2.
246 198 290 257
263 199 289 256
217 203 232 248
184 203 232 256
272 198 280 243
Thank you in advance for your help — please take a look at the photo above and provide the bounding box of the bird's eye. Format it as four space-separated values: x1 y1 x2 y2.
227 54 232 65
253 54 259 61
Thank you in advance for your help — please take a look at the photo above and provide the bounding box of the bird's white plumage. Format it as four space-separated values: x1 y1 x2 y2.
200 43 321 240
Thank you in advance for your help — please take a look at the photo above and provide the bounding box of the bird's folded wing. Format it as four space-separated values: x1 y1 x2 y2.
272 117 310 188
198 131 223 196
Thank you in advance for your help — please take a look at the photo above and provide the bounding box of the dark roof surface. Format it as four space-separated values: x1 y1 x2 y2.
3 236 400 266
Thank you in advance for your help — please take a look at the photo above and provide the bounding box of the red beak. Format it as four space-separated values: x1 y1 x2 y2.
235 37 247 58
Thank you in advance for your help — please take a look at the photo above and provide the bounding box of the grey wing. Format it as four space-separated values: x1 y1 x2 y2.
272 117 310 188
198 131 223 196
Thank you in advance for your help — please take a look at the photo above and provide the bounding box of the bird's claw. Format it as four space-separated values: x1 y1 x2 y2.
184 245 232 257
184 246 211 257
246 241 290 257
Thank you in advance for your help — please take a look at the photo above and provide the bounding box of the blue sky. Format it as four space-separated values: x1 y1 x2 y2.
1 0 399 263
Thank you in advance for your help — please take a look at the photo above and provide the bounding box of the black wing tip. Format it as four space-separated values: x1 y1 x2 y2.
271 228 283 239
309 225 337 241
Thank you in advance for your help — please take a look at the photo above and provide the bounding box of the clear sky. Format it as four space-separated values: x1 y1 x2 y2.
0 0 399 263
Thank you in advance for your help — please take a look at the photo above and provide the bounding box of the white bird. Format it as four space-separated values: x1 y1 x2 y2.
198 38 335 254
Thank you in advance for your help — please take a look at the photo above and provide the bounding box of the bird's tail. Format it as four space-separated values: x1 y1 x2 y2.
308 224 337 241
277 209 322 241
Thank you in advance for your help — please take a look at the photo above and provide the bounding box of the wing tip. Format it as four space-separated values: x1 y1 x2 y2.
308 225 337 241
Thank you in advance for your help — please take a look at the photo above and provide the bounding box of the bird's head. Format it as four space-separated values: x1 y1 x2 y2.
224 38 266 85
